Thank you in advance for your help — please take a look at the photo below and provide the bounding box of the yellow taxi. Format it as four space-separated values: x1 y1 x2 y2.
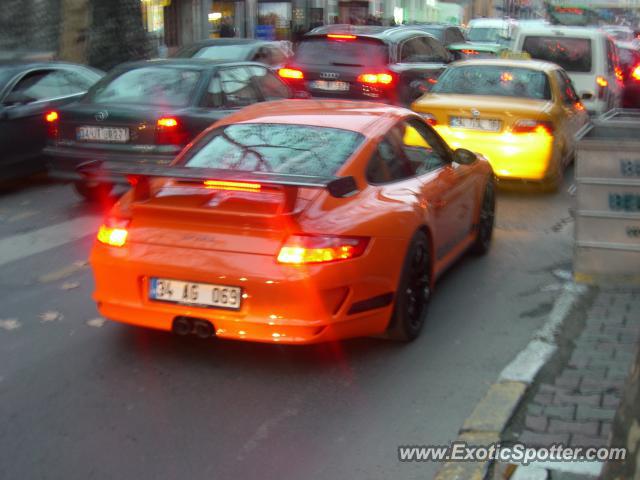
411 59 589 189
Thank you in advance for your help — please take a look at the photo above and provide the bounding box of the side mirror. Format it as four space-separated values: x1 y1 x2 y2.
580 91 594 101
452 148 477 165
4 91 35 106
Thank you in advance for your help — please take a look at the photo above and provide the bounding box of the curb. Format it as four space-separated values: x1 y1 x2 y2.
434 284 587 480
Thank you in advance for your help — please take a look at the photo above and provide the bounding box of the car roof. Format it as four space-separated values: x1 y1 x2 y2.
450 58 560 72
515 25 607 38
468 19 512 28
0 60 91 70
187 38 269 46
214 99 412 135
305 25 435 42
116 58 261 70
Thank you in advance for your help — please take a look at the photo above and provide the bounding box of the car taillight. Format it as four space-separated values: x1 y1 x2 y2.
277 235 369 265
596 76 608 99
45 110 59 140
357 72 394 85
327 34 356 40
632 65 640 82
512 120 554 136
203 180 262 192
419 113 437 126
278 67 304 80
156 117 188 145
97 219 130 247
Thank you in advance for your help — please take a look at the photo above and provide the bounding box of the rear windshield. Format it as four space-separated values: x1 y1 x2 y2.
183 123 364 176
295 38 388 66
432 65 551 100
522 36 592 72
467 27 508 43
88 66 201 107
177 44 253 61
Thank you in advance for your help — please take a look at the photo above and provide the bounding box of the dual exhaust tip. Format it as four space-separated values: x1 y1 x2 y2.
172 316 214 339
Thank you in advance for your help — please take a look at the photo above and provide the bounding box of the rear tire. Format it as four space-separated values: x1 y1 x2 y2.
385 231 431 342
470 179 495 255
73 180 113 201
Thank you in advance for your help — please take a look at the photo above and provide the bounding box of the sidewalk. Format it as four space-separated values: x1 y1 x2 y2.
506 289 640 478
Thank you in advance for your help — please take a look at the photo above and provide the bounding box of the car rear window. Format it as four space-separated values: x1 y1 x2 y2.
522 36 592 72
295 38 388 66
88 66 201 107
467 27 508 43
182 123 364 176
178 45 254 61
432 65 551 100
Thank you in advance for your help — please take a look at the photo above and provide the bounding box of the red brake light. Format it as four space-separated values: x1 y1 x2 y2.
278 68 304 80
615 67 624 83
97 219 130 247
157 117 178 128
277 235 369 265
419 113 437 126
45 111 58 122
327 34 356 40
357 72 394 85
461 49 479 55
632 65 640 81
156 117 187 145
203 180 262 192
45 110 59 140
512 120 554 136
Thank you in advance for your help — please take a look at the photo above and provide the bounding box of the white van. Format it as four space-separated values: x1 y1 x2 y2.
467 19 515 45
512 26 622 116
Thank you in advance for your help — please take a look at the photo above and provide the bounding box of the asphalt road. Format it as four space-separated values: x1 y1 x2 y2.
0 172 575 480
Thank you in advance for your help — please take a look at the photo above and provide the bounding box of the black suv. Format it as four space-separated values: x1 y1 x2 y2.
278 25 452 106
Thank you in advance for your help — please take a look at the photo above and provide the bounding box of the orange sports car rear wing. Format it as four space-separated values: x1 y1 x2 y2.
77 161 359 213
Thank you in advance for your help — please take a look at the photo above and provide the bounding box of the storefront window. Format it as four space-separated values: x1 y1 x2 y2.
257 3 291 40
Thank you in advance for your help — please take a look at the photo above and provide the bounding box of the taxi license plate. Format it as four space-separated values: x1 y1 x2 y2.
77 126 129 143
449 117 501 132
149 278 242 310
309 80 350 91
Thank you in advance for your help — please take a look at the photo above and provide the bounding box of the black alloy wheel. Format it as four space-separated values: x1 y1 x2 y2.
471 179 495 255
385 231 431 342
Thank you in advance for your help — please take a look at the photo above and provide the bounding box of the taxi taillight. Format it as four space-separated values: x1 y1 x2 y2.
97 219 130 247
512 120 554 137
277 235 369 265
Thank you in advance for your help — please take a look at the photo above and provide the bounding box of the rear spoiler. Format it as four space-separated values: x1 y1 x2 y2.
77 161 359 212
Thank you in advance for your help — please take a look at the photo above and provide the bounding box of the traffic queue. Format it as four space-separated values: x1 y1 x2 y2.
0 18 637 344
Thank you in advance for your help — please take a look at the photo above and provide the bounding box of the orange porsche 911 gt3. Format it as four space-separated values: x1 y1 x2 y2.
89 100 495 344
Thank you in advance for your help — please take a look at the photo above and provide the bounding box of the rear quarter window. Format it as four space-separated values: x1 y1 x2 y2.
295 38 389 66
522 36 592 73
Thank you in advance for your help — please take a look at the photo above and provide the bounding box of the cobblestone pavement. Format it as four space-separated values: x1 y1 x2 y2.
514 290 640 451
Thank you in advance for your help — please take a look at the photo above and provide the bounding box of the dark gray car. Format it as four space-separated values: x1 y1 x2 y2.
0 61 103 181
44 59 292 200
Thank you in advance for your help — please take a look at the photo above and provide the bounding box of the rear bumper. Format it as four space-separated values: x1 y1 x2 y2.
435 126 555 181
90 236 407 344
44 145 176 182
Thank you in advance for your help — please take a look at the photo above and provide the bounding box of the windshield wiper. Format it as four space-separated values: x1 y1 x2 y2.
330 62 363 67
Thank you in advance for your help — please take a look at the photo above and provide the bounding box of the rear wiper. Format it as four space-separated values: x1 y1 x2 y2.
330 62 363 67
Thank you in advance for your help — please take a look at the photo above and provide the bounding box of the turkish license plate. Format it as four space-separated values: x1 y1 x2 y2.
449 117 501 132
149 278 242 310
77 126 129 143
309 80 350 91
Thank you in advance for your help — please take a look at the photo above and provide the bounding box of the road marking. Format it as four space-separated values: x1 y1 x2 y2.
38 260 89 283
0 216 100 268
